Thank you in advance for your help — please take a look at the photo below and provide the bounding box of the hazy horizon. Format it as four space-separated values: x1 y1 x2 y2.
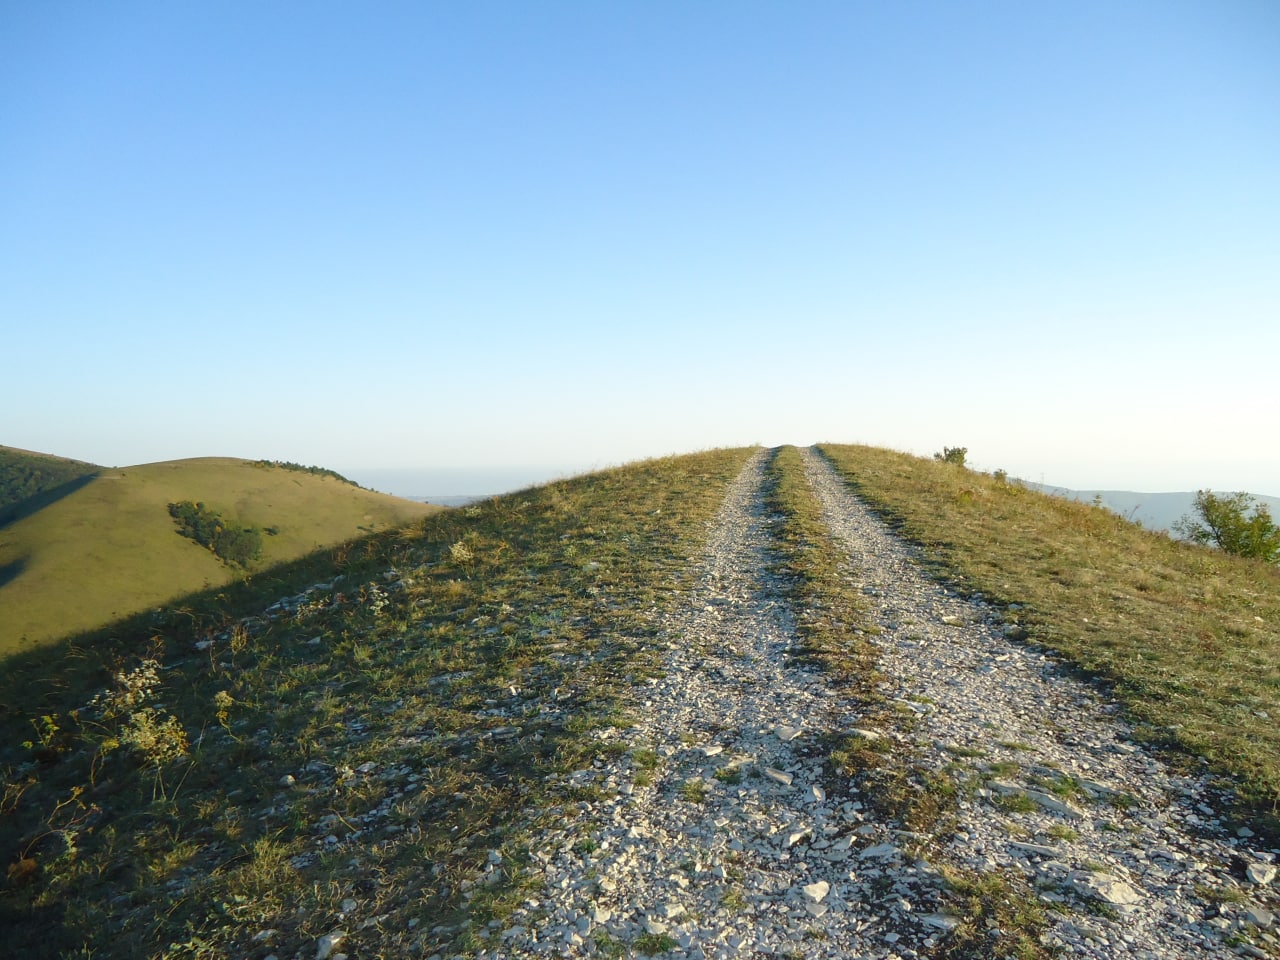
7 439 1278 503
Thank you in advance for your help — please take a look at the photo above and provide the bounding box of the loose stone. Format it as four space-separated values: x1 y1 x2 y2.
315 932 346 960
801 881 830 902
1248 863 1278 887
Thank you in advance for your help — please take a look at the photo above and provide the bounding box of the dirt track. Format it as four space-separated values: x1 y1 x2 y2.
493 448 1277 959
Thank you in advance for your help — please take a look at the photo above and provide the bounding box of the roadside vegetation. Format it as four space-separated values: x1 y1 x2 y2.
0 448 754 959
1175 490 1280 563
817 443 1280 831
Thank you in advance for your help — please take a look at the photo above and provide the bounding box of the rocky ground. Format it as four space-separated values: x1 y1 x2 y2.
471 449 1278 959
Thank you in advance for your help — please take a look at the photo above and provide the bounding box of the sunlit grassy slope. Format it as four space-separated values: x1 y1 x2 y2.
817 443 1280 815
0 457 436 653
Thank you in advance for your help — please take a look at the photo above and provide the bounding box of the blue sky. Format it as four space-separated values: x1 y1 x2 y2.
3 1 1278 496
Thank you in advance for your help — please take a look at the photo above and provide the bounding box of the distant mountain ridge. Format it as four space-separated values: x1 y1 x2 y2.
1030 485 1280 534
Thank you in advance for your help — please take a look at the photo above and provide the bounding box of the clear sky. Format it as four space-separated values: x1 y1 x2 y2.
3 1 1278 497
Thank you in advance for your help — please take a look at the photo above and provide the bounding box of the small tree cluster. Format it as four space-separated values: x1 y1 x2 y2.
1174 490 1280 563
168 500 263 568
934 446 968 466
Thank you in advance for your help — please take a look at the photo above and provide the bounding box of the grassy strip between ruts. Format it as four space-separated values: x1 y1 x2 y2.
817 443 1280 835
0 447 755 960
764 445 1053 960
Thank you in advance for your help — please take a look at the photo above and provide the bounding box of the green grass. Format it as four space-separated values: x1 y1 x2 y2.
995 791 1039 815
0 457 436 653
0 447 755 959
938 867 1053 960
677 778 709 804
817 443 1280 829
634 932 679 954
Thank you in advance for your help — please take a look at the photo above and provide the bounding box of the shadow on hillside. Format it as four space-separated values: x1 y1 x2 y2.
0 509 436 723
0 557 25 589
0 472 100 529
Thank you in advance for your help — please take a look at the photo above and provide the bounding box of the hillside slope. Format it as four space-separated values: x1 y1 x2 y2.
0 456 435 652
818 443 1280 808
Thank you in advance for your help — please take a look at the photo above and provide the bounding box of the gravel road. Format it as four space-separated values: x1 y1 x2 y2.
482 449 1278 960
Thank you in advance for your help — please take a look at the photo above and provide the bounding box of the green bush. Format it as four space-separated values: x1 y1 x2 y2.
168 501 263 568
1174 490 1280 563
934 446 968 466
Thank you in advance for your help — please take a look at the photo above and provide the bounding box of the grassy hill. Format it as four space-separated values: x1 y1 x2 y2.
0 445 1275 959
0 456 436 653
